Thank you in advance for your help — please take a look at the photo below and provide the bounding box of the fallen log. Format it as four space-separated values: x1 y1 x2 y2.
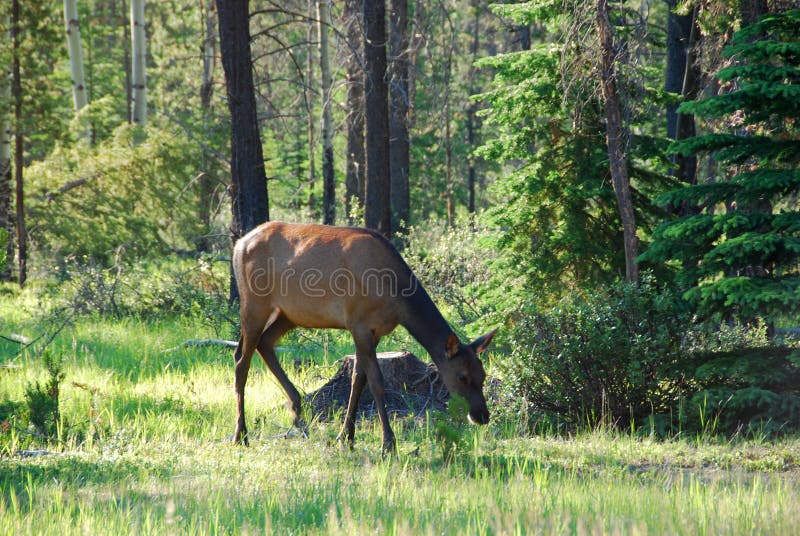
305 351 450 422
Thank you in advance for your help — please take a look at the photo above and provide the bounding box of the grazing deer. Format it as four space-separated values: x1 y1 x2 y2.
231 221 496 451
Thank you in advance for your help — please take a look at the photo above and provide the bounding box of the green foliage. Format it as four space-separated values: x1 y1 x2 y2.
400 221 495 328
678 324 800 435
24 352 65 440
26 123 221 264
40 256 236 336
642 9 800 323
477 2 675 302
496 277 692 433
0 227 7 275
431 394 471 462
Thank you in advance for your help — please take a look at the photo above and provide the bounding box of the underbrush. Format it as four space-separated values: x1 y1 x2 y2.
496 276 800 439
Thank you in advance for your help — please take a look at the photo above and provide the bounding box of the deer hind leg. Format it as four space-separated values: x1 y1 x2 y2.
255 312 305 433
233 313 265 446
346 329 396 452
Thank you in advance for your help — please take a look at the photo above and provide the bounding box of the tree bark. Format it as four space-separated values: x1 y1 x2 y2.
216 0 269 301
121 0 132 123
198 0 217 252
12 0 26 287
596 0 638 284
389 0 410 236
466 0 480 217
306 0 317 220
318 0 335 225
0 14 13 281
130 0 146 125
664 0 692 141
363 0 391 237
343 0 365 224
63 0 89 120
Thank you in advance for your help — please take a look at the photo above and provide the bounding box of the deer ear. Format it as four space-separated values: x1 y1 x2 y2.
445 332 460 359
470 329 497 355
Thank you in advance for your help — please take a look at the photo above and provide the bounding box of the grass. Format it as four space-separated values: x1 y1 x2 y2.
1 291 800 534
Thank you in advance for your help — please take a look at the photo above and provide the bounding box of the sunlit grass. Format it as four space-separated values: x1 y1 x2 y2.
2 302 800 534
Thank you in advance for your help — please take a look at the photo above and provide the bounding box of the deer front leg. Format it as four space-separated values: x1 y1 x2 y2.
337 359 366 448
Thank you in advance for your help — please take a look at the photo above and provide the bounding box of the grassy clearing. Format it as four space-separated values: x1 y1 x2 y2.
1 298 799 534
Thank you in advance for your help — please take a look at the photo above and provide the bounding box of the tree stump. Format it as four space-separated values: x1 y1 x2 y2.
305 351 449 422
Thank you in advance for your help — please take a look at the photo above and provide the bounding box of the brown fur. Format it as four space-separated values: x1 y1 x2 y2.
231 221 495 451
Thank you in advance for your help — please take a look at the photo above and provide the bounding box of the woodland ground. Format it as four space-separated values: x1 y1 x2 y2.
1 292 799 535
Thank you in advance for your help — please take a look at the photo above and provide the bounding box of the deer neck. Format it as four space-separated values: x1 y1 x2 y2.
401 283 452 365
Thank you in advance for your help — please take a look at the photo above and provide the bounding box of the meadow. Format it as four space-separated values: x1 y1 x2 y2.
1 292 799 535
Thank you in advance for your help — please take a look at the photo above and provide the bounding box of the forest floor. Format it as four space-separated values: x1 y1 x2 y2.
1 297 799 534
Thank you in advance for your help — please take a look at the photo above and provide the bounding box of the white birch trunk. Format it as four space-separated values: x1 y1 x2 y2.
63 0 89 113
130 0 147 125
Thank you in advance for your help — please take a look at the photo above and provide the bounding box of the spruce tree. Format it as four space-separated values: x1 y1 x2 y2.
642 10 800 323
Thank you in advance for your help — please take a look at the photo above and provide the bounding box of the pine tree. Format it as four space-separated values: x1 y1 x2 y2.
642 10 800 323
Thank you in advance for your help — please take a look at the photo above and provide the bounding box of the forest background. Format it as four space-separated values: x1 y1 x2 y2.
1 1 800 532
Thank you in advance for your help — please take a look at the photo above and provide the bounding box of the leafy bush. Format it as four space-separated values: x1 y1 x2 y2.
25 123 227 265
40 256 236 337
401 220 496 328
497 277 692 433
679 344 800 436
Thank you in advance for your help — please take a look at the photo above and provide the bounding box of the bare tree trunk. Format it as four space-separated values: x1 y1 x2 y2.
12 0 26 287
318 0 335 225
306 0 317 220
121 0 131 123
443 30 454 228
389 0 410 236
198 0 216 252
596 0 638 283
130 0 146 125
0 14 13 281
466 0 480 218
363 0 391 237
63 0 89 127
216 0 269 301
343 0 364 224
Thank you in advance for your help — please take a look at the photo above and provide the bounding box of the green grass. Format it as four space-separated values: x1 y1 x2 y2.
1 294 800 534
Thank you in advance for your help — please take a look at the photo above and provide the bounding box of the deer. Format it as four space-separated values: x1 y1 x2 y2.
231 221 496 452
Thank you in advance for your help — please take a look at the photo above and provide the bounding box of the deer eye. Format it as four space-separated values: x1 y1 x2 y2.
458 373 469 385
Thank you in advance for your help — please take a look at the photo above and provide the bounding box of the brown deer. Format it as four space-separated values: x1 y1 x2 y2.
231 221 496 451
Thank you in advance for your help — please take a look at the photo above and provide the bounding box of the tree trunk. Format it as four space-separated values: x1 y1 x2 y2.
318 0 335 225
198 0 216 252
343 0 365 224
389 0 410 236
596 0 638 284
664 0 692 141
363 0 391 237
0 14 13 281
130 0 146 125
306 0 317 220
216 0 269 301
443 36 454 228
121 0 132 123
466 0 480 218
63 0 89 126
12 0 26 287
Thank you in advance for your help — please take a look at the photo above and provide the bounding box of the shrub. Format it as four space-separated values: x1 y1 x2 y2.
497 276 692 433
679 342 800 436
40 256 236 336
24 352 65 440
401 220 496 329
